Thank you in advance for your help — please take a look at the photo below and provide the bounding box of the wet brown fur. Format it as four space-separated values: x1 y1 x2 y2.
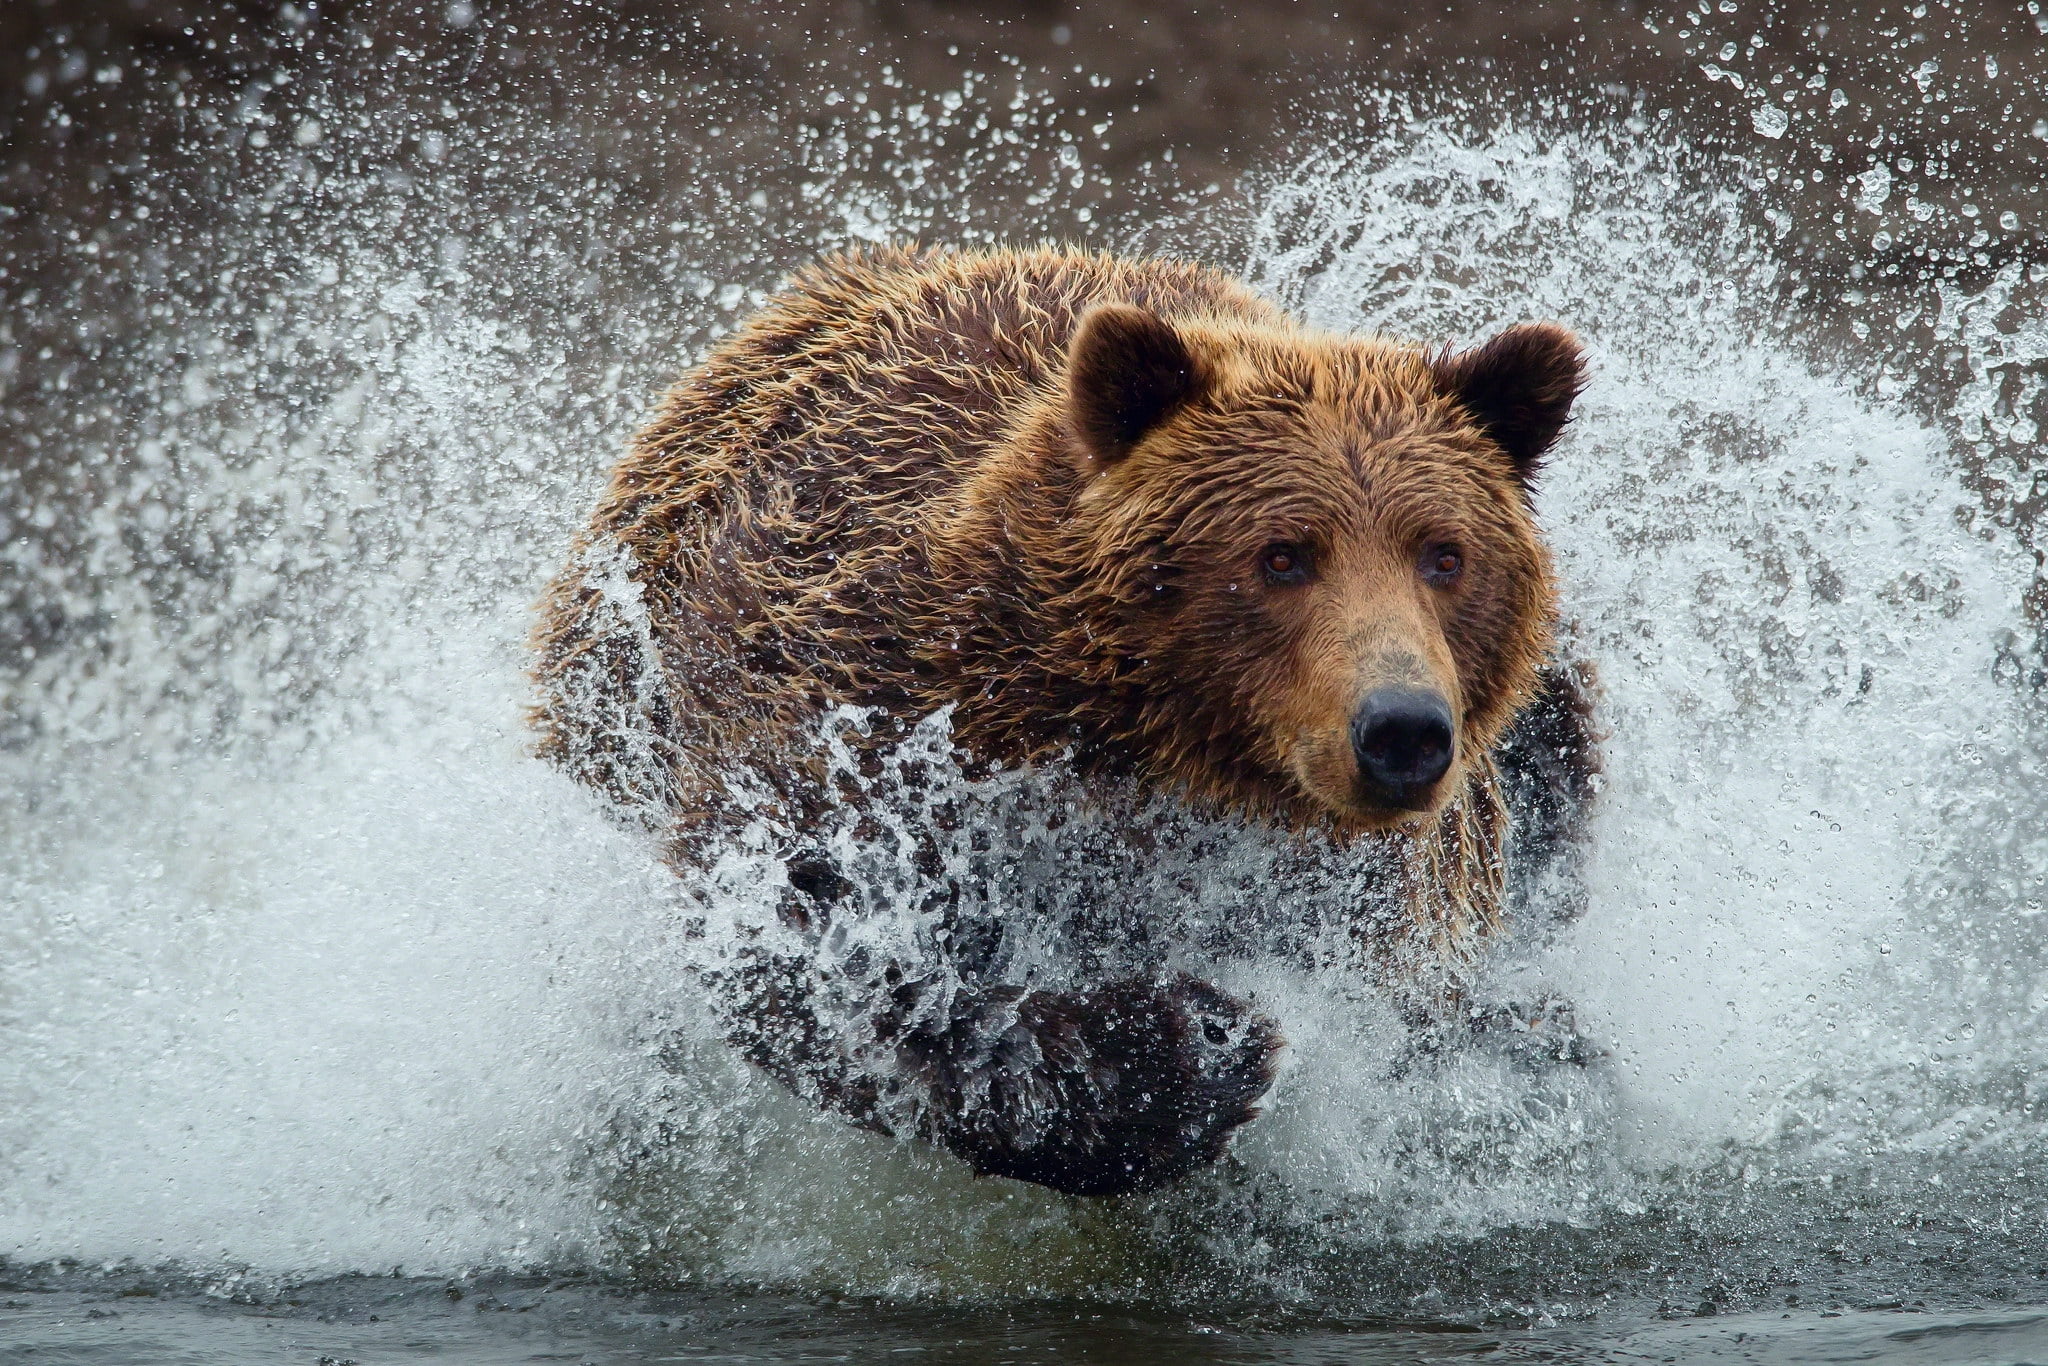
532 244 1588 1195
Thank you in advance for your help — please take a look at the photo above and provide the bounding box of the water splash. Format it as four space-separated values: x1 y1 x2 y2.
3 71 2046 1319
1237 119 2038 1165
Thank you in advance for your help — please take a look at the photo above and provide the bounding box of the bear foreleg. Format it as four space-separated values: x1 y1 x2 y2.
713 944 1281 1197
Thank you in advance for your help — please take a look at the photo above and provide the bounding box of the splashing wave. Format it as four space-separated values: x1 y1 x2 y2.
4 96 2045 1315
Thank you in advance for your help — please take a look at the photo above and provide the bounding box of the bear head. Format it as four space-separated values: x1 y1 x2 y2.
1045 303 1584 834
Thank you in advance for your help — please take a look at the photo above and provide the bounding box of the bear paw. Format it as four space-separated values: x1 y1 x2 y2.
934 973 1282 1197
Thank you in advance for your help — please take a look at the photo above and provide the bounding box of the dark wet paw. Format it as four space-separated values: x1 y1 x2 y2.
1465 994 1606 1068
939 973 1282 1197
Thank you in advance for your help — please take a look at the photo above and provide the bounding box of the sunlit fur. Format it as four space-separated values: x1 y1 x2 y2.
534 243 1573 953
950 316 1558 836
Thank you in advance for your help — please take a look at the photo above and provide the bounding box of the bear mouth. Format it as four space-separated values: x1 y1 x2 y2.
1344 778 1455 826
1288 731 1456 829
1354 776 1445 815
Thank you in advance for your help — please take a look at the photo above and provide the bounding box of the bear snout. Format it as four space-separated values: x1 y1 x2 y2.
1351 688 1456 811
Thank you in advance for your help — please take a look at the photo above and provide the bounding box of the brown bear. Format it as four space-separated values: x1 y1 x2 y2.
531 244 1594 1197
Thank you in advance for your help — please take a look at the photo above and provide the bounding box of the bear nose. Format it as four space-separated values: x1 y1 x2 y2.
1351 688 1455 808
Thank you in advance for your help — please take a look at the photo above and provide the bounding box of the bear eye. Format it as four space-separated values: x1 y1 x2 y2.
1422 544 1464 586
1259 543 1311 585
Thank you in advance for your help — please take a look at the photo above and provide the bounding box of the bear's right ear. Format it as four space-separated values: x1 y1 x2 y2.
1065 304 1210 468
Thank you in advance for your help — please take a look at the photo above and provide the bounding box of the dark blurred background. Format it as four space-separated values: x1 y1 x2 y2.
2 0 2045 642
4 0 2043 283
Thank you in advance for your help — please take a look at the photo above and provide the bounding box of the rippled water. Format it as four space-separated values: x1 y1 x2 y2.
4 21 2048 1362
13 1270 2048 1364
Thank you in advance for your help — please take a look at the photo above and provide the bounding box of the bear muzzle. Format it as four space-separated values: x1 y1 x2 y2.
1350 687 1456 812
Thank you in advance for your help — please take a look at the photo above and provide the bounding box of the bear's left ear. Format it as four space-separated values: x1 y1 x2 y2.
1431 323 1587 485
1065 303 1211 468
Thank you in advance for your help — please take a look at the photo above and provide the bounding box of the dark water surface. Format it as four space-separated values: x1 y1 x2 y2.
10 1275 2048 1365
12 1150 2048 1362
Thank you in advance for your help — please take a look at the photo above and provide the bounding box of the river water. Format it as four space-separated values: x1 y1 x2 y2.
5 17 2048 1364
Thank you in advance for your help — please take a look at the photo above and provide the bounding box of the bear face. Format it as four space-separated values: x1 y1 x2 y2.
1012 304 1584 835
